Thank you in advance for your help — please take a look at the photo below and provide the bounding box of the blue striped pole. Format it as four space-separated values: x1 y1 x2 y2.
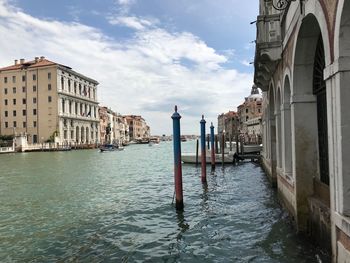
210 122 215 170
200 115 207 183
172 105 183 210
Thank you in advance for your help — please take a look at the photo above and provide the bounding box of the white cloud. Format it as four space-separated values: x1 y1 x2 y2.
0 0 253 135
108 15 154 30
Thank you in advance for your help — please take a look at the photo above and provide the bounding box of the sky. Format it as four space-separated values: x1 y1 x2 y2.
0 0 259 135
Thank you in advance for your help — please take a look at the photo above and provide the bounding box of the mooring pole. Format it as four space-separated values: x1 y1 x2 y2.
207 134 210 150
172 105 183 210
210 122 215 170
215 134 219 154
200 115 207 183
236 134 239 154
195 138 199 166
221 132 225 166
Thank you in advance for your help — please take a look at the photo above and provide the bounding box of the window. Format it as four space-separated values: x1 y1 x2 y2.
48 72 51 80
13 110 16 117
22 75 25 82
12 76 16 83
22 109 26 116
5 122 8 128
48 96 52 103
48 84 51 91
13 99 16 105
33 109 37 115
4 88 7 95
22 98 26 104
4 99 8 106
246 108 248 113
4 77 7 83
258 109 261 113
33 85 37 92
33 121 37 128
33 134 37 143
22 86 26 93
13 121 16 128
13 87 16 94
23 122 26 128
33 74 36 81
64 130 67 139
33 98 37 104
4 111 8 117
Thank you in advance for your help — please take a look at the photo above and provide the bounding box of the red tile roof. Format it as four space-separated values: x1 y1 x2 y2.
0 58 69 71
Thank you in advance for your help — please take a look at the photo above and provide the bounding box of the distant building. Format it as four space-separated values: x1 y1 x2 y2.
0 57 99 144
237 85 262 132
217 111 239 139
124 115 149 141
99 106 129 145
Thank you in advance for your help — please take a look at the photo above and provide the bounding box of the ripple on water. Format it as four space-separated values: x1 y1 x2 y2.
0 143 330 262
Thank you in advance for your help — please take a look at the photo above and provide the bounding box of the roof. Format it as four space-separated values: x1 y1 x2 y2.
0 58 63 71
0 57 99 84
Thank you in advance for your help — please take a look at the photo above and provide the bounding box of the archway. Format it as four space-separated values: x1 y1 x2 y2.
81 126 85 143
276 88 282 173
293 14 330 248
334 0 350 216
282 76 292 178
76 126 79 143
269 85 277 184
86 127 89 144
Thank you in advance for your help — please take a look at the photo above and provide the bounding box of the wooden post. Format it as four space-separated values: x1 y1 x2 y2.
171 105 183 210
236 134 239 154
229 134 232 152
210 123 215 170
195 138 199 166
207 134 210 150
200 115 207 183
215 135 219 154
221 133 225 166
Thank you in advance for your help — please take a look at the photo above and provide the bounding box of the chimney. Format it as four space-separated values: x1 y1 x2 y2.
35 57 39 63
40 56 45 61
14 59 18 65
20 58 25 64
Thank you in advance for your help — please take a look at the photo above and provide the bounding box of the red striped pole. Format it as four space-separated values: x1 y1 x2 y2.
172 105 183 210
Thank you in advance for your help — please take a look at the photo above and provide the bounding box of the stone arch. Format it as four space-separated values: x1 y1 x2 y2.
81 126 85 143
86 127 89 144
268 83 277 185
292 14 331 250
333 0 350 216
282 75 292 179
76 126 79 143
275 86 282 172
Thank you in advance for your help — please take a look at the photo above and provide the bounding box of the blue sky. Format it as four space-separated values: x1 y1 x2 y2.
0 0 259 134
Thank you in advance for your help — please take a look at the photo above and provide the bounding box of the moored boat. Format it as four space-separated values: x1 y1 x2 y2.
99 144 124 152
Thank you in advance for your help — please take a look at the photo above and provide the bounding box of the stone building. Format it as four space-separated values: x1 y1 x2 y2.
254 0 350 261
125 115 150 141
237 85 262 132
99 106 129 145
217 111 239 140
0 57 99 144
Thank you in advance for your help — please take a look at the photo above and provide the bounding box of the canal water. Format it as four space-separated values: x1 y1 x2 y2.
0 141 329 262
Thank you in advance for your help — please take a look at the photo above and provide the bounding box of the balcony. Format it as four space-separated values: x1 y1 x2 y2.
254 14 282 91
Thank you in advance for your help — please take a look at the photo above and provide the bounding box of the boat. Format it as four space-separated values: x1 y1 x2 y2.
181 152 235 164
242 144 263 154
149 137 160 146
99 144 124 152
180 135 187 142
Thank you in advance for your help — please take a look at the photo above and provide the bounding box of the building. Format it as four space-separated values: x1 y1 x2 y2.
99 106 130 145
217 111 239 140
237 85 262 132
0 57 100 144
254 0 350 261
124 115 149 141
